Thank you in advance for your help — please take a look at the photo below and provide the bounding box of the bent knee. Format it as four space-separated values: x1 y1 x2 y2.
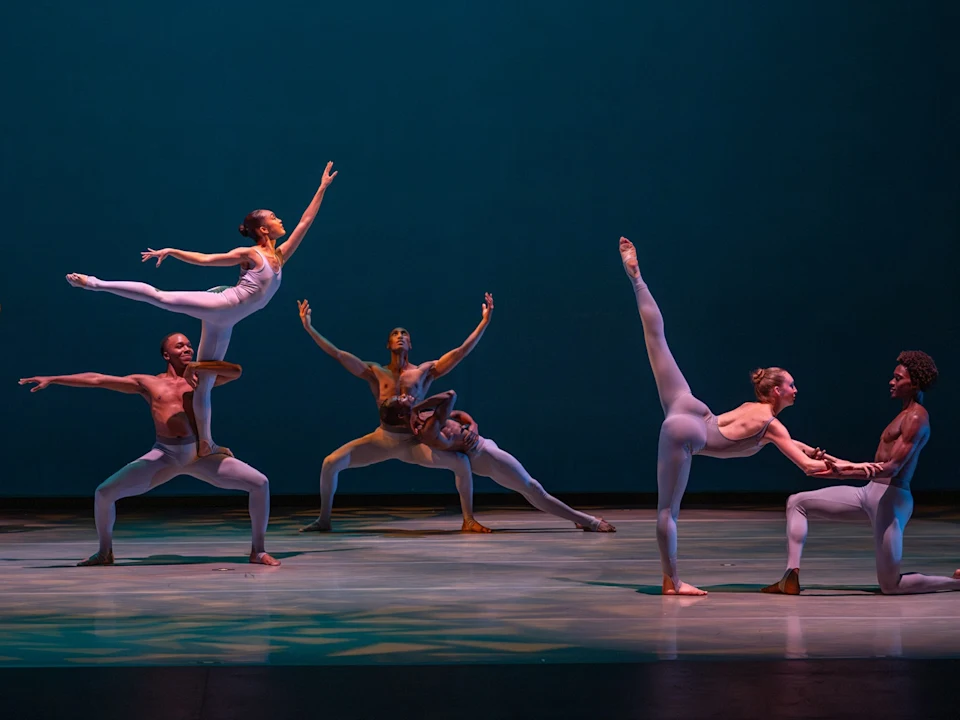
878 573 903 595
441 451 472 474
786 493 804 514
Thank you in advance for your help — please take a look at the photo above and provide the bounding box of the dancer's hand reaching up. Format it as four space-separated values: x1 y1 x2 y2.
481 293 494 322
320 161 338 189
298 299 314 330
141 248 171 267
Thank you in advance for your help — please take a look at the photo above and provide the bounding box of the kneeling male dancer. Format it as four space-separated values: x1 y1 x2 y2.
408 390 616 532
763 351 960 595
19 332 280 566
297 295 495 533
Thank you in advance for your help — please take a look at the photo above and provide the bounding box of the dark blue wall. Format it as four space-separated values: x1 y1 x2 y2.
3 1 958 496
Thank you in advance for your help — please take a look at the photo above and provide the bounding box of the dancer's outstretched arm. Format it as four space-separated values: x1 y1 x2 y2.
793 440 839 463
298 299 376 381
764 421 882 478
183 361 243 388
432 293 494 378
276 161 337 264
18 373 149 394
138 162 337 269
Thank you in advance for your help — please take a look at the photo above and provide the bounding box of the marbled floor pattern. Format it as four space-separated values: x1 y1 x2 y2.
2 505 959 667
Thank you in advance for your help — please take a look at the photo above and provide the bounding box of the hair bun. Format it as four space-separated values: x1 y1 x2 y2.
237 223 249 237
751 368 765 384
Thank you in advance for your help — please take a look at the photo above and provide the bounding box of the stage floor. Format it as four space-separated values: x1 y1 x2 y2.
3 505 959 668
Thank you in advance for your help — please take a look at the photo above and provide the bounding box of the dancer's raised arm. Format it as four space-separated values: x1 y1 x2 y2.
298 299 376 380
432 293 494 378
276 161 337 264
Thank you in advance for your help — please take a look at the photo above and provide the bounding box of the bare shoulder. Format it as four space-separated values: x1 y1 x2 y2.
419 360 438 376
764 417 790 439
903 406 931 434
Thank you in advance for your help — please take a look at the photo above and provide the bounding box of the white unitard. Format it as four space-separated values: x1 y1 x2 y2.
81 248 281 450
307 427 477 528
468 438 604 530
785 481 960 594
93 435 271 555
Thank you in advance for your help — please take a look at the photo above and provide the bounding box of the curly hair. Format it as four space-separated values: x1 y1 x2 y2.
896 350 938 391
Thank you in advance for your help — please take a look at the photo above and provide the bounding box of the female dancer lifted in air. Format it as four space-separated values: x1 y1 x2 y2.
67 162 337 457
618 237 881 596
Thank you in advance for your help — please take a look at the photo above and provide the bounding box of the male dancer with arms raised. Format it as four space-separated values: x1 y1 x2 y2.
762 351 960 594
19 333 280 566
297 294 494 533
408 390 616 532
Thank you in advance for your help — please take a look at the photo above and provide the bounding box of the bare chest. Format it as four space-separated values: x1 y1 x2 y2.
373 366 432 402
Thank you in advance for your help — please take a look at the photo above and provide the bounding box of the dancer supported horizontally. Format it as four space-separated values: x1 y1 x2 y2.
297 295 495 533
618 237 881 595
407 390 616 532
66 162 337 457
19 333 280 566
762 351 960 595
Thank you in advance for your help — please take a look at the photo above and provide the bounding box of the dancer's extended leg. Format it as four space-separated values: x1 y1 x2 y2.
621 238 708 595
300 429 410 532
80 442 186 566
619 238 692 414
66 274 234 323
406 443 491 533
869 484 960 594
469 440 614 531
189 454 278 566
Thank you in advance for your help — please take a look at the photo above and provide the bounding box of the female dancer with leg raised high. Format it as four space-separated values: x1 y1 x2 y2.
619 237 880 595
67 162 337 457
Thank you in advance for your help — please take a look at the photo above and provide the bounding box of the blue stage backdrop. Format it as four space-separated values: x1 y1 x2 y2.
2 1 957 497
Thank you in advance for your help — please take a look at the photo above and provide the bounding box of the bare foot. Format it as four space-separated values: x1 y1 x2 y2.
577 518 617 532
662 576 708 596
619 237 640 279
761 568 801 595
198 440 233 458
250 551 281 566
299 519 332 533
66 273 89 288
461 518 493 533
953 569 960 579
77 550 114 567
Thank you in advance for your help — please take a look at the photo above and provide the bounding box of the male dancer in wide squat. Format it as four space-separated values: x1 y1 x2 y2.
297 295 495 533
19 332 280 566
762 351 960 594
408 390 616 532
